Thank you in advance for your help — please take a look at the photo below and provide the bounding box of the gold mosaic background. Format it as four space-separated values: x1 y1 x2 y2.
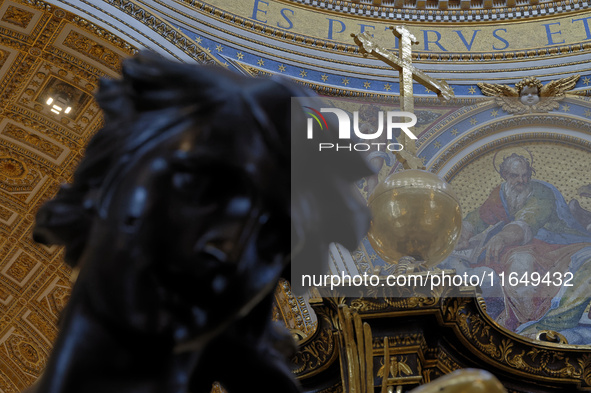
449 142 591 215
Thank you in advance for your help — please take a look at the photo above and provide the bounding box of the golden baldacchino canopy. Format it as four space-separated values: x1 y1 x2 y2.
367 169 462 267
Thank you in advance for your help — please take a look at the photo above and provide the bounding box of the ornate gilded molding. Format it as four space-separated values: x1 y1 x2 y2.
179 0 591 66
295 286 591 391
20 0 135 55
2 123 64 159
273 279 317 339
62 30 121 71
3 5 34 29
442 296 591 387
291 297 339 378
284 0 589 20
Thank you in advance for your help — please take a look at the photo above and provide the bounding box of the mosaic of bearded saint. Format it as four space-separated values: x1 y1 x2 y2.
450 153 591 344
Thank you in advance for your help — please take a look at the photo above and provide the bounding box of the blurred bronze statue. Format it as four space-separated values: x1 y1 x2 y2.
30 52 371 393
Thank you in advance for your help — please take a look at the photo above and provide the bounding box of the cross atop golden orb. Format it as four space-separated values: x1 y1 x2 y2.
352 26 461 269
352 26 454 168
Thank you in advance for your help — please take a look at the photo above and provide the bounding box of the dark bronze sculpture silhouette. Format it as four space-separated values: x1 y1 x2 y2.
30 53 370 393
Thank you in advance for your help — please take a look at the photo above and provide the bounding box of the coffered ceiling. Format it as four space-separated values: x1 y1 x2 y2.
0 1 134 390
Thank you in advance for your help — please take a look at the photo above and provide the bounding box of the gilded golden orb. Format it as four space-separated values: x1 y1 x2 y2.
367 169 462 267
